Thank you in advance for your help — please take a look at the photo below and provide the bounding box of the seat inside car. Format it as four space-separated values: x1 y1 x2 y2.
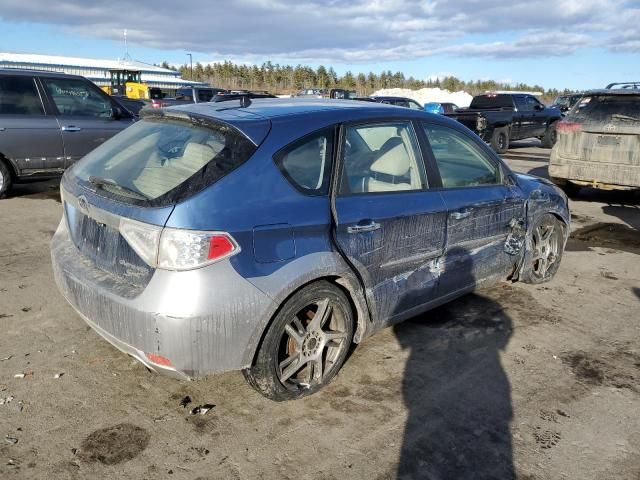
366 143 412 192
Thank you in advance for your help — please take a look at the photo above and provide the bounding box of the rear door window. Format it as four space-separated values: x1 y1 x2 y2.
423 123 500 188
274 128 334 195
0 76 45 115
72 116 256 205
42 77 112 118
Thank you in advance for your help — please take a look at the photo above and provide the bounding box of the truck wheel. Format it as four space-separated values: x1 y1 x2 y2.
243 281 354 401
491 127 509 154
541 123 558 148
0 160 12 199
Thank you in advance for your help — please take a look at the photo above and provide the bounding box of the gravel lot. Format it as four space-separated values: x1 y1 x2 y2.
0 141 638 480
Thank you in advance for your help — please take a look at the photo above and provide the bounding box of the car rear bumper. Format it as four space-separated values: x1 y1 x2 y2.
50 219 275 379
549 153 640 189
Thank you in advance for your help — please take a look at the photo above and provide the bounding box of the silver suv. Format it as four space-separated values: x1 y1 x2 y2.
0 69 135 197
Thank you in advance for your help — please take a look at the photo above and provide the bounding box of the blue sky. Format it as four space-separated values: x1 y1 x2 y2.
0 0 638 91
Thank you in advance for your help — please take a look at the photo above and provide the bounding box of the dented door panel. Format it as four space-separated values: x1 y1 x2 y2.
438 186 526 295
334 191 447 327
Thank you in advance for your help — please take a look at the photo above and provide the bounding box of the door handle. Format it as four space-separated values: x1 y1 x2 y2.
347 221 381 234
451 209 472 220
61 126 81 132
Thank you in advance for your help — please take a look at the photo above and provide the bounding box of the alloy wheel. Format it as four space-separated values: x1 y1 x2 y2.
531 222 560 278
277 298 349 389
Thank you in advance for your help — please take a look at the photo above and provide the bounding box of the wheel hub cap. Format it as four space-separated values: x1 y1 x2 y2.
302 332 321 357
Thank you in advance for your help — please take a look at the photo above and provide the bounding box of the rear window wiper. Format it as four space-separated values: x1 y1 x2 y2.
610 114 640 122
88 175 150 200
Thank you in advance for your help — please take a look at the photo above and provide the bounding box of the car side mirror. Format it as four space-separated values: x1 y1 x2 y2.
111 105 126 119
504 172 518 186
535 104 544 111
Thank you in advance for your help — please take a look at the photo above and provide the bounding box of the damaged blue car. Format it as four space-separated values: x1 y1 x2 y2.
51 98 570 400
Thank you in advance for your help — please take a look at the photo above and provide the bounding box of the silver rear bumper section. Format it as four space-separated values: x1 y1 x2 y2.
51 220 275 379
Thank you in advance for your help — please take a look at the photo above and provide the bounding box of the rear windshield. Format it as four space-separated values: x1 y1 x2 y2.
470 95 514 109
569 94 640 122
71 116 256 206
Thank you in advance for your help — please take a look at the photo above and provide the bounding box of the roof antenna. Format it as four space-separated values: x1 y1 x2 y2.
240 95 251 108
123 29 132 61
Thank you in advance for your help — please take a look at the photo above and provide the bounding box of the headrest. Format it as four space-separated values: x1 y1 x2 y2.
370 143 410 177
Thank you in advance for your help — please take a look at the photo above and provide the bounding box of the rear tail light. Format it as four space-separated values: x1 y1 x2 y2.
119 218 239 271
157 229 238 270
556 121 582 133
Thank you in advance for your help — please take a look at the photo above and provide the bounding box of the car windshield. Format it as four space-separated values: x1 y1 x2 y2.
71 116 256 206
569 94 640 123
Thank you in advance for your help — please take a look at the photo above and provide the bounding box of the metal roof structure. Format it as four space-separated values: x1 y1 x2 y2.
0 52 206 90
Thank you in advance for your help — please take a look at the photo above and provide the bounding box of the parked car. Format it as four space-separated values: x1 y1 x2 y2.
0 69 135 197
449 93 562 153
51 98 570 400
149 87 229 108
549 86 640 193
296 88 357 99
368 95 423 110
111 96 146 117
211 91 278 102
551 93 583 114
424 102 459 115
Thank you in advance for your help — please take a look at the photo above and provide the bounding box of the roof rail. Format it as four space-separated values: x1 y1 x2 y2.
605 82 640 90
486 90 543 96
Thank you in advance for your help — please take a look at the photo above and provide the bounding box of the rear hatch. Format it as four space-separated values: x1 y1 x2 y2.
61 107 270 290
558 92 640 166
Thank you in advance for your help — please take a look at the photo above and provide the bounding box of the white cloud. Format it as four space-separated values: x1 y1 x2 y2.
0 0 636 62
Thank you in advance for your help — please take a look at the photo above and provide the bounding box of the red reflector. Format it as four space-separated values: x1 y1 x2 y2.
145 352 172 367
208 235 235 260
556 121 582 133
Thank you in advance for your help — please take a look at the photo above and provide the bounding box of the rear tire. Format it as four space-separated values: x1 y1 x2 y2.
243 281 354 401
0 160 12 199
521 214 565 284
550 176 581 197
491 127 509 154
541 123 558 148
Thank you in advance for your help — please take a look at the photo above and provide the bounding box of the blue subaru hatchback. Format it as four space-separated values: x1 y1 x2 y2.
51 98 570 400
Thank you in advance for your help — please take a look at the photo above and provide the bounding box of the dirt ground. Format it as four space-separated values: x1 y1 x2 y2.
0 140 639 480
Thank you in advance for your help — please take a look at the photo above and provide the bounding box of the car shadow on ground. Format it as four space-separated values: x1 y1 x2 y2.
5 179 61 202
392 247 515 479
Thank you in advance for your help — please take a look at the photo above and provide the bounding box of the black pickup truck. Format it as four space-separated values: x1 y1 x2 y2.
449 93 562 153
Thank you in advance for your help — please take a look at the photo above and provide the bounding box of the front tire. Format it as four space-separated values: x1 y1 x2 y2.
244 281 354 401
521 214 565 284
0 160 12 198
491 127 509 154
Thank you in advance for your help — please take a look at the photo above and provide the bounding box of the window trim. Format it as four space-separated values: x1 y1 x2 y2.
419 120 509 191
336 118 429 198
272 126 337 197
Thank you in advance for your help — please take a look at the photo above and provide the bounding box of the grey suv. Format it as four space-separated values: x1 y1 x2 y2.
0 69 135 197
